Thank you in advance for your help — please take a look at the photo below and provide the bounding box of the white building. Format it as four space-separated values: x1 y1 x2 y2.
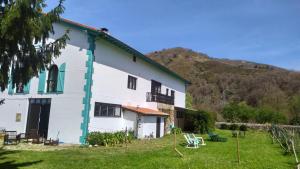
0 18 188 144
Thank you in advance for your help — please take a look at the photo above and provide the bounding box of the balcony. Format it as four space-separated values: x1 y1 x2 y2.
146 92 174 105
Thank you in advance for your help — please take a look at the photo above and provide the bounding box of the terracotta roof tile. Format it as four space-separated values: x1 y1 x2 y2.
122 105 169 116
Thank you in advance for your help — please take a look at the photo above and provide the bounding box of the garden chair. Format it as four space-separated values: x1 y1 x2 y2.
26 129 42 144
184 134 199 148
189 134 206 146
4 131 20 145
208 132 227 142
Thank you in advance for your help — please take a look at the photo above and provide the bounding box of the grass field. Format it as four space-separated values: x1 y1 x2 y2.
0 130 296 169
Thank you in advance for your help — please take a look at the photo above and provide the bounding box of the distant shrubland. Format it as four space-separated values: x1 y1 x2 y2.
148 47 300 124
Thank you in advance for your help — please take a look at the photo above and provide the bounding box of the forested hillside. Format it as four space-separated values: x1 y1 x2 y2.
147 47 300 122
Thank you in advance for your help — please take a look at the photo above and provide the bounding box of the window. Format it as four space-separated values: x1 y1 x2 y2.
171 90 175 98
133 56 137 62
94 102 121 117
47 65 58 93
151 80 161 94
166 88 169 96
16 82 24 93
176 111 184 118
127 75 137 90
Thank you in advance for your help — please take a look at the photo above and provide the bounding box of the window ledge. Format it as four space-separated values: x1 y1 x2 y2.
38 92 64 95
11 93 29 95
93 116 121 118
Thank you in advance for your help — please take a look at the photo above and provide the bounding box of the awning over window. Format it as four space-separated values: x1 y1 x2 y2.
122 105 169 116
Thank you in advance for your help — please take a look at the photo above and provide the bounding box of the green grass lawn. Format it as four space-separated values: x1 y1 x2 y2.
0 130 296 169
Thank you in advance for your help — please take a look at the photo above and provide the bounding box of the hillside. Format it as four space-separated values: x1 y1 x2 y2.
147 47 300 120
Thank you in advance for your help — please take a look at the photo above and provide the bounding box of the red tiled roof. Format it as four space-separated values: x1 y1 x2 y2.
122 105 169 116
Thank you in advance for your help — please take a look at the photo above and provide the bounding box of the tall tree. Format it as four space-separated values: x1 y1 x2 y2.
0 0 69 91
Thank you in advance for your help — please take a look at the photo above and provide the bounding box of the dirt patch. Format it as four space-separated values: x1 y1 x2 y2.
2 143 80 151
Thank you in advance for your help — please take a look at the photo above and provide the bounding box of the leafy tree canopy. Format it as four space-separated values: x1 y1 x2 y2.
0 0 69 91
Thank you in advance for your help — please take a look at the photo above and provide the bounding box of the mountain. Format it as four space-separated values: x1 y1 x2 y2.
147 47 300 120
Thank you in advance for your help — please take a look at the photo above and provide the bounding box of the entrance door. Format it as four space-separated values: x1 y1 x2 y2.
156 117 161 138
26 98 51 138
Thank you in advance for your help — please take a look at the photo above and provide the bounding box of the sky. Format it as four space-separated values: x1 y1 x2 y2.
46 0 300 71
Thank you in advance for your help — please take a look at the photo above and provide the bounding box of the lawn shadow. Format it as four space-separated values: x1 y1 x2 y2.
0 146 43 169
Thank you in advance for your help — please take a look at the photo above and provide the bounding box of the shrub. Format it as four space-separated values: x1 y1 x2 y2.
171 127 182 134
255 108 287 124
229 124 239 131
87 131 135 146
184 110 215 134
222 102 255 123
220 124 229 130
239 125 248 131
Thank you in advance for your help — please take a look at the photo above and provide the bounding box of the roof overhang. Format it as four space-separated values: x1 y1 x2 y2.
59 18 190 84
122 105 169 116
175 107 197 112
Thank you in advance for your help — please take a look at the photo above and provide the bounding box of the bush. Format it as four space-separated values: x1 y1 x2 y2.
255 108 287 124
184 110 215 134
239 125 248 131
171 127 182 134
222 102 255 123
87 131 135 146
219 124 229 130
229 124 239 131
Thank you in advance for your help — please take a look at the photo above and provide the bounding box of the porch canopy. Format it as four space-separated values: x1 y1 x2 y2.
122 105 169 116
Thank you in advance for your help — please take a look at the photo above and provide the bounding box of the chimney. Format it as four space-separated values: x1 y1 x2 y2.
99 27 110 35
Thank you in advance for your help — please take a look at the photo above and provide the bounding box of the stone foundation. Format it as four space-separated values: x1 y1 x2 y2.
157 103 174 134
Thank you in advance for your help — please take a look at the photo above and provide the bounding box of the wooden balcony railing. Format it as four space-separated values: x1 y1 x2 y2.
146 92 174 105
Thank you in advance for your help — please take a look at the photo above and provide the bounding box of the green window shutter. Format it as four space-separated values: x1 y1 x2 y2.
38 70 46 94
8 77 13 95
23 80 31 94
8 69 13 95
57 63 66 93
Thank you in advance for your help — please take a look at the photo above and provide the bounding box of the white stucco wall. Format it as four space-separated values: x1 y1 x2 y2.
89 37 186 137
0 20 186 143
0 23 89 143
142 116 164 138
90 38 186 109
123 111 138 132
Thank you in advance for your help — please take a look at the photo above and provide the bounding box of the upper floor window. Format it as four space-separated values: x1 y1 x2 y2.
47 65 58 93
166 88 169 96
171 90 175 98
151 80 161 94
94 102 121 117
127 75 137 90
133 56 137 62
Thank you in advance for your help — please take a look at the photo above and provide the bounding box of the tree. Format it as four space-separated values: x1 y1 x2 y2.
185 92 193 109
221 103 240 123
0 0 69 91
289 96 300 125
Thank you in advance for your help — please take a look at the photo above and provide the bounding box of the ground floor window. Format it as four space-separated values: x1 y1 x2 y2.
94 102 121 117
176 111 184 118
16 82 24 93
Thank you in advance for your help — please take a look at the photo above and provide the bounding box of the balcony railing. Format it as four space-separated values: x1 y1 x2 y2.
146 92 174 105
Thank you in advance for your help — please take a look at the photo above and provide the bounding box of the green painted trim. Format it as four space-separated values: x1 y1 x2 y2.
23 79 31 94
8 78 13 95
57 63 66 93
79 33 95 144
38 70 46 94
59 19 190 84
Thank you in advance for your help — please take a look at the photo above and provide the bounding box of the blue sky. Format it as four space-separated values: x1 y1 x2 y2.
46 0 300 71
